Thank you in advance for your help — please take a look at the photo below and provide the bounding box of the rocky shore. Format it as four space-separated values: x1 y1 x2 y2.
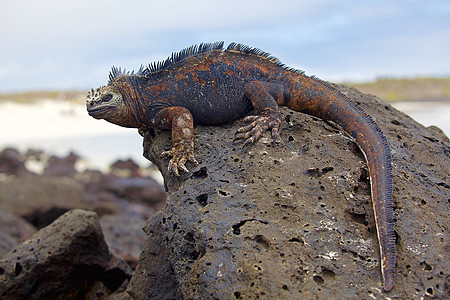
0 148 166 299
1 84 449 299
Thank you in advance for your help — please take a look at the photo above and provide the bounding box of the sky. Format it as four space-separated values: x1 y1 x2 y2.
1 0 449 93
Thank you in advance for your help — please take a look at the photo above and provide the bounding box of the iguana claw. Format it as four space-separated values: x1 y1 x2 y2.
235 114 282 145
160 140 198 176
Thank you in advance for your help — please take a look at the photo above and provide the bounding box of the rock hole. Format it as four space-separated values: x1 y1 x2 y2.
313 275 324 284
436 181 450 189
232 221 244 235
0 267 4 275
196 193 208 207
426 287 434 295
420 261 432 271
394 230 400 245
306 168 321 178
255 235 270 249
14 263 22 276
219 190 228 196
424 136 439 143
288 135 294 142
348 211 368 226
322 268 335 279
192 166 207 179
289 237 304 245
190 250 200 260
253 264 262 271
234 291 241 299
184 232 195 242
282 285 289 290
321 167 333 175
391 120 401 126
421 199 427 205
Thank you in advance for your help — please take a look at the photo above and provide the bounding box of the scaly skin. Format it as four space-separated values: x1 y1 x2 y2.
86 42 395 291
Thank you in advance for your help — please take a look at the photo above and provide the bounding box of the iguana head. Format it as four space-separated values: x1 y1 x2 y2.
86 85 129 125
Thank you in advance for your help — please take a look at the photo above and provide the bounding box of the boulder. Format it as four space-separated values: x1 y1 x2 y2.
0 209 132 300
100 214 148 269
110 158 142 177
0 209 36 255
0 147 31 177
129 85 449 299
106 176 167 207
0 175 88 228
43 152 80 177
127 212 181 300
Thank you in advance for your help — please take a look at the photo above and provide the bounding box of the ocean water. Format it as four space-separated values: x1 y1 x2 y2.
391 101 450 136
1 100 449 172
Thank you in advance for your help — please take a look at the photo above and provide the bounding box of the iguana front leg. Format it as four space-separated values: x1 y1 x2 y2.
152 106 198 175
235 81 285 145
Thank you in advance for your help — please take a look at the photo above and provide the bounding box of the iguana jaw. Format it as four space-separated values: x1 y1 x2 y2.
86 86 123 120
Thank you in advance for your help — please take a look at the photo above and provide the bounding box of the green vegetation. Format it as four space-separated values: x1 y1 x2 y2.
344 77 450 102
0 90 86 104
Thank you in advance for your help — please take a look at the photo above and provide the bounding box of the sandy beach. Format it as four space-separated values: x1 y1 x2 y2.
0 99 148 171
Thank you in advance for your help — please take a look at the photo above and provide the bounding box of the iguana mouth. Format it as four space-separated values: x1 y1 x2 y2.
87 106 117 118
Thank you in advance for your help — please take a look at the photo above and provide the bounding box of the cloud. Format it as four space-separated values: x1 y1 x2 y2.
0 0 449 92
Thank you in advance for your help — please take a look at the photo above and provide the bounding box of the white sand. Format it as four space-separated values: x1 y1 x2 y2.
0 100 148 170
0 100 134 142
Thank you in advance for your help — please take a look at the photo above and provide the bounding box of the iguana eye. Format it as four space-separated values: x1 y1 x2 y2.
102 94 113 102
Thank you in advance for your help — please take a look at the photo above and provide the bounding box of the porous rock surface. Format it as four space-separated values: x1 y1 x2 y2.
0 209 132 300
129 85 449 299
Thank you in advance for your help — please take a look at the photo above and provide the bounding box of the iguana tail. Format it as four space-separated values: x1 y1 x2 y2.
286 76 396 291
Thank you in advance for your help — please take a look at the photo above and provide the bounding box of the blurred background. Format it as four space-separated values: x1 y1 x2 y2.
1 0 449 172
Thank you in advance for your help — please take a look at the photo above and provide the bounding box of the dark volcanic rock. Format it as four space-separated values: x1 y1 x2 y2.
0 209 132 300
128 212 181 300
100 214 148 269
43 152 80 177
110 158 142 177
0 175 88 228
0 147 31 176
107 176 167 206
129 85 449 299
0 209 36 255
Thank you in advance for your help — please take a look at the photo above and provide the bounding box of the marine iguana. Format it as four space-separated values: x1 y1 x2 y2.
86 42 395 291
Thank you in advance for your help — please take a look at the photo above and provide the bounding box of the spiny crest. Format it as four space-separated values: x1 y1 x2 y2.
226 42 305 75
226 42 278 62
108 41 306 80
108 65 147 83
146 41 225 74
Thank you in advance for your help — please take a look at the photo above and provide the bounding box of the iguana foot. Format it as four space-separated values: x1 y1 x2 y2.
160 140 198 176
235 114 282 146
